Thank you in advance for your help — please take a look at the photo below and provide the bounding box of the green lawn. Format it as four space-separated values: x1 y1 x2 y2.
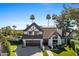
51 47 76 56
42 50 48 56
9 45 17 56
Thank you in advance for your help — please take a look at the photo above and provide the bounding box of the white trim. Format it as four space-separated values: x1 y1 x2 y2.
23 40 26 47
22 39 43 47
23 39 42 40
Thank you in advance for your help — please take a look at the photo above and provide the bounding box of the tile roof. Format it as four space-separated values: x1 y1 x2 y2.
42 27 57 39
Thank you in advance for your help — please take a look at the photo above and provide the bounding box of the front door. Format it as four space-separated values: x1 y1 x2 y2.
53 40 58 49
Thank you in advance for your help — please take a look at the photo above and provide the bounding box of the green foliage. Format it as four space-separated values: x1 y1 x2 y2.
52 14 57 20
76 48 79 56
51 47 76 56
46 14 51 26
73 30 79 40
0 26 23 56
30 14 35 21
71 40 79 56
42 50 48 56
9 45 17 56
52 6 79 46
16 31 23 37
1 40 10 55
46 14 51 20
70 41 75 51
0 26 23 41
12 25 16 29
8 40 22 45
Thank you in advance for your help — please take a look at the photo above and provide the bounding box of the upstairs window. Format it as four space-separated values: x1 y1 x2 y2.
53 40 58 44
34 31 38 35
53 35 58 39
28 31 32 35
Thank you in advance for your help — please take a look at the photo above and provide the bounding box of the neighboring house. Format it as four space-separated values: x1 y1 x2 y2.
22 22 65 49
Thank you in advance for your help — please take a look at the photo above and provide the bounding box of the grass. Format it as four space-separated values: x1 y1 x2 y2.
42 50 48 56
8 40 22 56
9 45 17 56
51 47 76 56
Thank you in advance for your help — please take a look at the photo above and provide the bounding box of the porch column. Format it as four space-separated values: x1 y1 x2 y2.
51 39 53 49
48 38 53 49
23 39 26 47
40 39 43 47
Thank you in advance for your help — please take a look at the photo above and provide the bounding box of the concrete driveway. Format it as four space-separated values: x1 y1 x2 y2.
15 45 43 56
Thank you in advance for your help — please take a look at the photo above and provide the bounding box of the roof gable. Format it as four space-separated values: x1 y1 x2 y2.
24 22 42 31
49 32 62 39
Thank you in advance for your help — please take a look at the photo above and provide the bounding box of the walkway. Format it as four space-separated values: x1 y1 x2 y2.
47 50 53 56
45 46 53 56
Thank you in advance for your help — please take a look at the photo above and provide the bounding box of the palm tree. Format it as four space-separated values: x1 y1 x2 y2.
12 25 16 29
46 14 51 26
12 25 17 37
30 14 35 23
52 14 58 20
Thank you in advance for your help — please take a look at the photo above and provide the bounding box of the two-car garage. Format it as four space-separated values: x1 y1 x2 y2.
23 39 43 47
26 40 40 46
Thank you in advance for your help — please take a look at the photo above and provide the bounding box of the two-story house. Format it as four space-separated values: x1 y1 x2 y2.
22 22 64 49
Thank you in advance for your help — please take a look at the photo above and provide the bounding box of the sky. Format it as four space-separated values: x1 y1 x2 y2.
0 3 79 30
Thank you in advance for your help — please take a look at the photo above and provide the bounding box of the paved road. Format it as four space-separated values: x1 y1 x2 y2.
15 45 43 56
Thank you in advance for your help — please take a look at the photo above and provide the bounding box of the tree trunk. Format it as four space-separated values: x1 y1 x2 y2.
48 20 49 26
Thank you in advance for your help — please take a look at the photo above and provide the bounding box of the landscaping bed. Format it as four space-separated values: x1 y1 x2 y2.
51 47 76 56
71 40 79 56
42 50 48 56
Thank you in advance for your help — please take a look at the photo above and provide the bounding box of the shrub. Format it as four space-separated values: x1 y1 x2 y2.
70 41 75 51
76 48 79 56
1 40 10 55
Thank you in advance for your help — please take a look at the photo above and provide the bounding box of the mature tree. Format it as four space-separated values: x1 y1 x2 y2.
46 14 51 26
52 5 79 45
1 40 10 53
1 26 12 36
12 25 17 37
17 31 23 38
30 14 35 23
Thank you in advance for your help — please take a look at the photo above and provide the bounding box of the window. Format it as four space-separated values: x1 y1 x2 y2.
34 31 38 35
28 31 32 35
53 40 58 44
53 35 58 39
53 40 58 49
